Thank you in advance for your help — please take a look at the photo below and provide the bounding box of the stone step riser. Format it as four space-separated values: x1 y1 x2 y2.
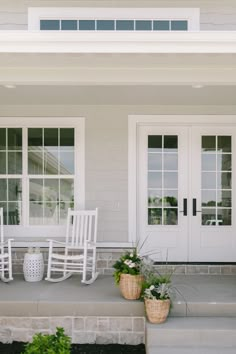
147 329 236 347
147 347 236 354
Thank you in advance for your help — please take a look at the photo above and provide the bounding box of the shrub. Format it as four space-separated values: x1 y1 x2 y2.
22 327 71 354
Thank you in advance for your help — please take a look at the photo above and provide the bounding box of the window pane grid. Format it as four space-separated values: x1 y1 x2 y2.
148 135 178 225
28 128 75 225
201 135 232 226
40 18 189 31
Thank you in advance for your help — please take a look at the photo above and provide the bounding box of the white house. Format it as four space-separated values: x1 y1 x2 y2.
1 1 236 267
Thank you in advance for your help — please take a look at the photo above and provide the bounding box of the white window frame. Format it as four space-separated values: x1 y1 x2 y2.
1 117 85 244
28 8 200 31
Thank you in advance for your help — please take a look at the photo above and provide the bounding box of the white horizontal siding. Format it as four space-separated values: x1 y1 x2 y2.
2 0 236 31
0 104 236 244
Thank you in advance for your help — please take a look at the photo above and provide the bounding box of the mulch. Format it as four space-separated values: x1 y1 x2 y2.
0 342 146 354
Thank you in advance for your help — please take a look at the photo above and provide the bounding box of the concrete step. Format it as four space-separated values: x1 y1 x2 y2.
147 346 236 354
146 317 236 347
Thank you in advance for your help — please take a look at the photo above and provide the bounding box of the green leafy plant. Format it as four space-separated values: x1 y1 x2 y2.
113 249 143 284
22 327 71 354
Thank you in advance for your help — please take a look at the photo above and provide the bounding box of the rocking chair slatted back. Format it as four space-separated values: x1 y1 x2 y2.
66 208 98 247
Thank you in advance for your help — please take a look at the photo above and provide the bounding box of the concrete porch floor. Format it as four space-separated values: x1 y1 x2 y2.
0 274 236 317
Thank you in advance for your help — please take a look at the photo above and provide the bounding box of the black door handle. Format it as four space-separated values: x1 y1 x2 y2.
193 198 201 216
183 198 187 216
180 198 187 216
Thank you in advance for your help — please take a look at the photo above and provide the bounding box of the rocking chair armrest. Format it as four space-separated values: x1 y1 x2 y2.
85 241 97 247
47 239 67 246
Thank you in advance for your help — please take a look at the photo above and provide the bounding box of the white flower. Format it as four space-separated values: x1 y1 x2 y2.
149 285 155 290
130 253 134 257
124 259 131 265
129 262 136 268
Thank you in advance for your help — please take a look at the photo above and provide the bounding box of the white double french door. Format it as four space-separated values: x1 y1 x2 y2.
137 124 236 262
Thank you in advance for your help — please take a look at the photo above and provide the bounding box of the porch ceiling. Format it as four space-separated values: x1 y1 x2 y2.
0 51 236 106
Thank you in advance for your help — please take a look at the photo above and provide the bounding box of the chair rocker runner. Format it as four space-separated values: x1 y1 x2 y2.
46 208 99 284
0 208 14 282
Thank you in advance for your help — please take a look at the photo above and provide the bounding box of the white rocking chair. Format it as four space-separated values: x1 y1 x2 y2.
45 208 99 284
0 208 14 282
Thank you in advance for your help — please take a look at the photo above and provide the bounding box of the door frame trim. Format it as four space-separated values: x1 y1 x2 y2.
128 114 236 244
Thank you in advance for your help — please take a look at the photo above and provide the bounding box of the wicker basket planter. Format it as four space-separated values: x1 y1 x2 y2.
144 298 171 324
119 274 144 300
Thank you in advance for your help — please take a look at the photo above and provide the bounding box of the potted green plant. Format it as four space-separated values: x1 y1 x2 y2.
113 250 144 300
142 273 172 323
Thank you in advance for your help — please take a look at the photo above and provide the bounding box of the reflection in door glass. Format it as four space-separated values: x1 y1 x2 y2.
148 135 178 225
201 135 232 226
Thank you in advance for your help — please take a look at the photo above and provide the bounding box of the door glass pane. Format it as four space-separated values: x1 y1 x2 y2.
217 154 231 171
148 134 178 225
148 153 162 170
201 135 232 226
164 136 178 152
202 190 216 207
164 172 178 189
202 154 216 171
218 208 231 225
148 135 162 152
163 153 178 170
217 190 231 207
163 190 178 207
202 136 216 151
218 136 231 152
202 172 216 189
163 208 178 225
148 190 162 207
217 172 231 189
202 208 216 226
148 208 162 225
148 172 162 188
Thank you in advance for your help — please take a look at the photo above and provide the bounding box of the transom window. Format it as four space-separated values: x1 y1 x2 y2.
40 19 188 32
0 118 84 241
28 8 200 32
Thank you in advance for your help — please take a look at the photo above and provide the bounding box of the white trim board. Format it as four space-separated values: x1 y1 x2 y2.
28 8 200 31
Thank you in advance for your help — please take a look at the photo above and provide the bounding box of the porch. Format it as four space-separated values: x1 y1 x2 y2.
0 273 236 353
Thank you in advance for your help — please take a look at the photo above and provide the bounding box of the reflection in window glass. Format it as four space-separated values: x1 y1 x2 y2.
202 135 232 226
148 134 178 225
